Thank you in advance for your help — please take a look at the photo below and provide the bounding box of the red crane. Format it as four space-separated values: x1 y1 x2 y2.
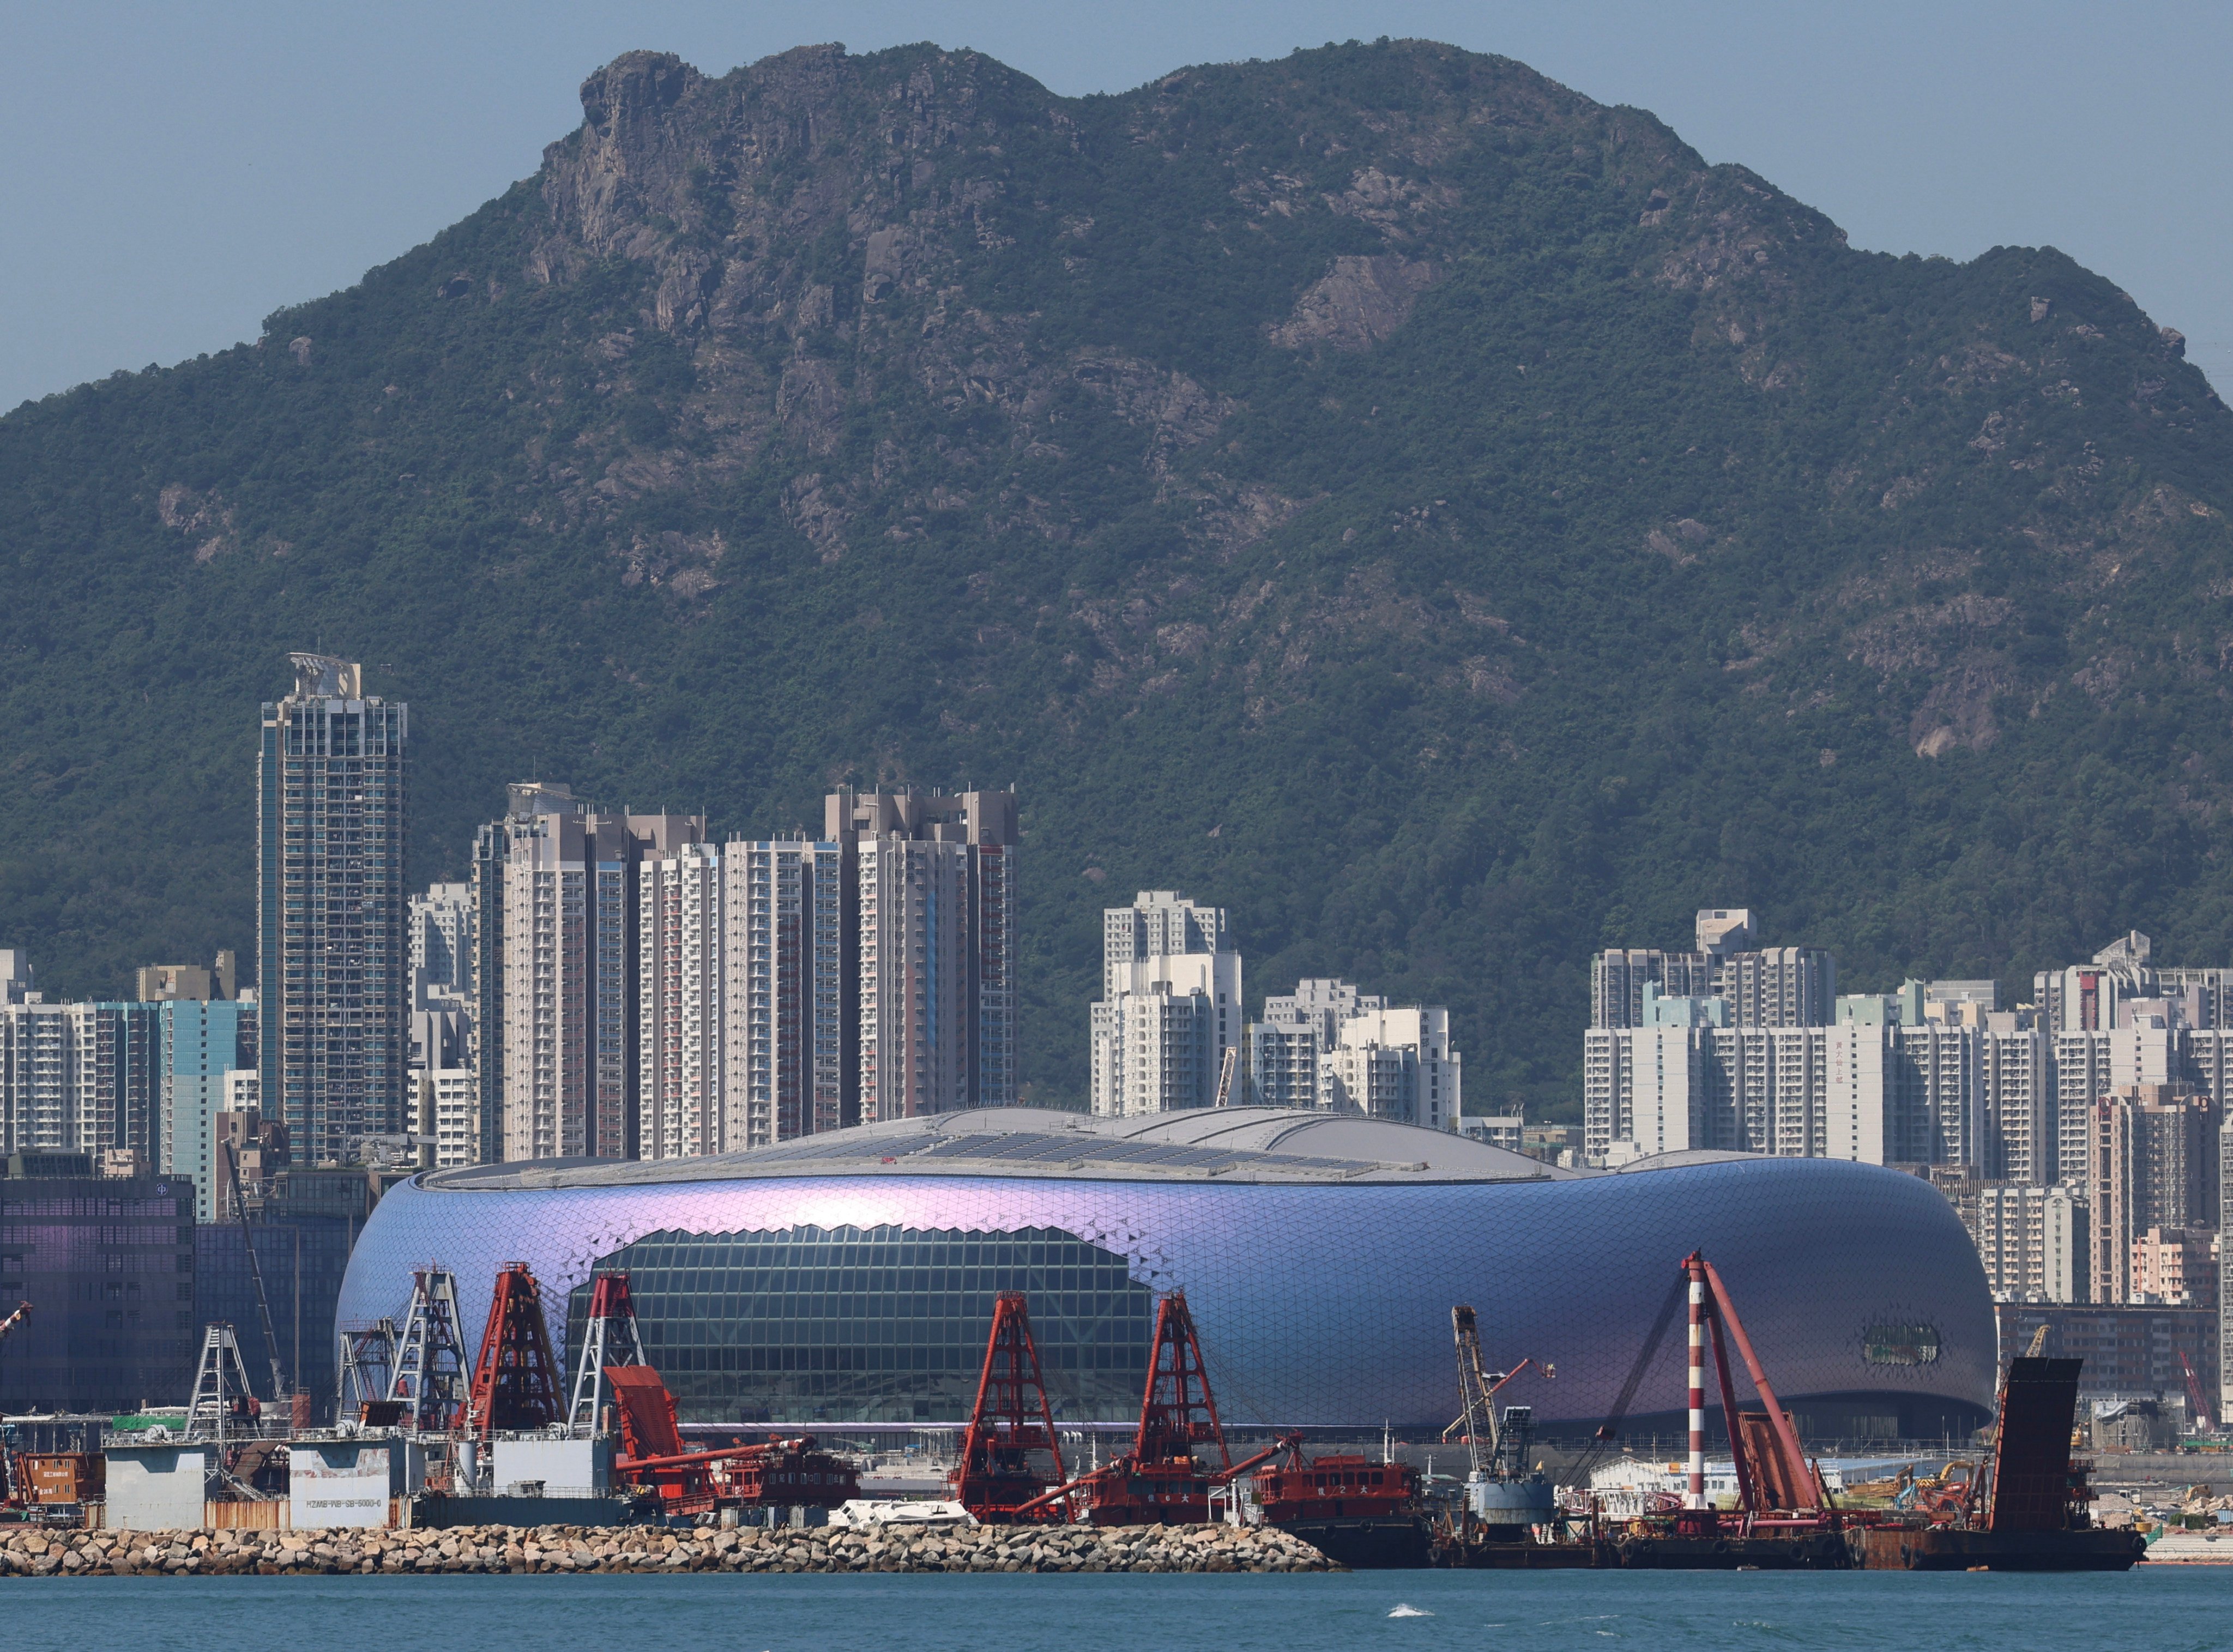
951 1291 1067 1522
602 1362 858 1516
1673 1251 1827 1535
458 1263 564 1438
2177 1350 2216 1434
1015 1292 1283 1526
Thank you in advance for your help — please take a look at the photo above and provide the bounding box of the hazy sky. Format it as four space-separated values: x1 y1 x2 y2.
3 1 2227 409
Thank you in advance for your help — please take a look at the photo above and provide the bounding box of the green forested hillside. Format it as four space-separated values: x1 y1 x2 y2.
2 39 2229 1116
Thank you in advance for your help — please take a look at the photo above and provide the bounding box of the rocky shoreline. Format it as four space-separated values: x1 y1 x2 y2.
0 1521 1336 1576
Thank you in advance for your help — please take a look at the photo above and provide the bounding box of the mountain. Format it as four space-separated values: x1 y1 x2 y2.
2 39 2229 1115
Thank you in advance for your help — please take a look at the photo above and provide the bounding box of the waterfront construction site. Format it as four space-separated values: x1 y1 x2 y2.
0 1236 2168 1573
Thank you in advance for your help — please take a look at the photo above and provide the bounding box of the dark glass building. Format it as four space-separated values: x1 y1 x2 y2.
340 1108 2000 1439
0 1155 198 1413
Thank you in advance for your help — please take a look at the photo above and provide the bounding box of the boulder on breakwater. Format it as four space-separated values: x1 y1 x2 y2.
0 1520 1338 1576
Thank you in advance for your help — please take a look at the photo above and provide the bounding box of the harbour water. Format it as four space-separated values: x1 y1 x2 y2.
0 1567 2215 1651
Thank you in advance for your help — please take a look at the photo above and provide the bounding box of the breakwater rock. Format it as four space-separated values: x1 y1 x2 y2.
0 1520 1337 1575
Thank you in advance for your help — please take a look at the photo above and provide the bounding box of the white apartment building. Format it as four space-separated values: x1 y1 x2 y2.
1 1001 115 1156
1321 1006 1458 1130
1980 1018 2053 1185
1238 978 1461 1128
409 881 475 998
859 836 977 1120
639 842 725 1159
1248 979 1383 1109
1090 893 1242 1117
412 1066 480 1169
726 839 847 1150
1585 1017 1912 1166
1969 1183 2084 1303
1589 909 1836 1029
1587 986 2074 1177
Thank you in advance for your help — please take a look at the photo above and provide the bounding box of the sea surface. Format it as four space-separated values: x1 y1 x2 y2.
3 1569 2224 1651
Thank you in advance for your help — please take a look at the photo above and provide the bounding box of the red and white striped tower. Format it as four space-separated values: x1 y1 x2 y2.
1685 1252 1707 1512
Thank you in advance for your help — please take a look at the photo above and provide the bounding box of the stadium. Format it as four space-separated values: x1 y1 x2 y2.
336 1107 1996 1439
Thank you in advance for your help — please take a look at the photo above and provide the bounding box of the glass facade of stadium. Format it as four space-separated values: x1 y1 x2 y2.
337 1118 1997 1441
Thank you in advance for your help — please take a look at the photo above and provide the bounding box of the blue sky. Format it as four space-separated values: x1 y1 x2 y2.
3 1 2226 408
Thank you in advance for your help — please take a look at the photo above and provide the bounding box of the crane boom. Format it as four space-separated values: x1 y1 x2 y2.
1450 1306 1499 1475
1211 1046 1239 1108
2177 1350 2214 1432
225 1143 287 1403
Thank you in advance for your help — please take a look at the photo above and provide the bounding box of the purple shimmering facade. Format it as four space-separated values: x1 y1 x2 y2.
337 1153 1995 1435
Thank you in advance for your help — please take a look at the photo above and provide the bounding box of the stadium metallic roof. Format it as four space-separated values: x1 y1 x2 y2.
422 1106 1584 1191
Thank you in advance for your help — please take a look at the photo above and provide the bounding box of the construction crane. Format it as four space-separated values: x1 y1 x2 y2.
460 1263 565 1439
1663 1251 1827 1532
1211 1046 1239 1108
568 1273 646 1437
1445 1305 1545 1477
0 1301 29 1509
602 1364 859 1515
224 1141 287 1405
951 1292 1067 1522
387 1268 471 1431
1014 1292 1284 1525
2177 1350 2215 1434
337 1318 400 1422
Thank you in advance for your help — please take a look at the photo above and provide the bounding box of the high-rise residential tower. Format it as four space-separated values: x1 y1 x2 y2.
724 837 847 1148
470 782 703 1162
829 787 1018 1123
409 882 475 997
638 840 725 1160
257 653 408 1163
1090 891 1242 1117
1590 909 1836 1030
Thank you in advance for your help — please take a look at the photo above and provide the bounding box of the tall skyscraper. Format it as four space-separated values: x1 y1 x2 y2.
257 654 408 1165
725 838 847 1148
638 840 725 1160
1090 891 1242 1117
470 782 703 1162
828 787 1018 1123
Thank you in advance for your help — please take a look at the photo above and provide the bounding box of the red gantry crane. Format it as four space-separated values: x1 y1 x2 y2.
1015 1291 1283 1526
950 1291 1067 1522
459 1262 565 1438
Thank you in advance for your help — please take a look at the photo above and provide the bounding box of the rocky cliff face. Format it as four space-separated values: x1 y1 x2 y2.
502 44 1861 545
486 40 2212 766
2 39 2229 1106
